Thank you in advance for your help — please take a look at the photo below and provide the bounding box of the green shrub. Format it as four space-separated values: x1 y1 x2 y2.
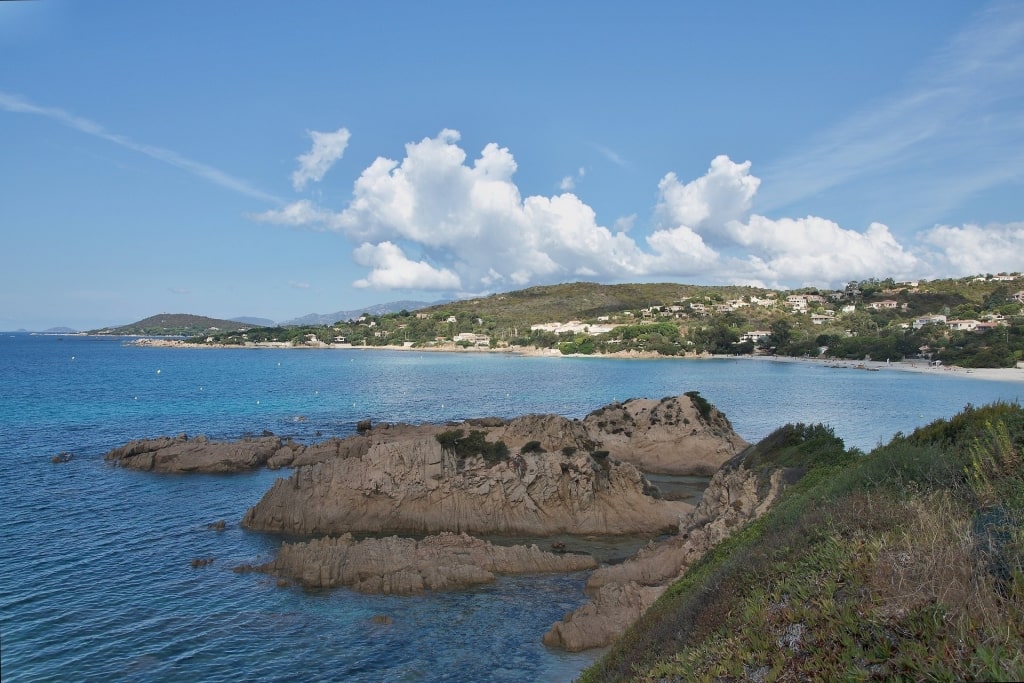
435 429 463 451
684 390 712 420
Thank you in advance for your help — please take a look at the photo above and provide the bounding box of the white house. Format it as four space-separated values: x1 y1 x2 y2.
913 315 947 329
454 332 490 346
740 330 771 343
868 300 899 310
948 319 980 332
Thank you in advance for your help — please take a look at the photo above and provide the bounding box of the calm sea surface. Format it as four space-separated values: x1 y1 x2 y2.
1 334 1022 682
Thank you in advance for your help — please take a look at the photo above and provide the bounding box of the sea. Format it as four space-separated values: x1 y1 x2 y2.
1 334 1022 683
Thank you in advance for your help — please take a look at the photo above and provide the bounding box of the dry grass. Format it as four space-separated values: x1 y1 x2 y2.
581 403 1024 683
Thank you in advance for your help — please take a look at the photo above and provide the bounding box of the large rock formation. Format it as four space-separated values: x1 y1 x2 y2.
104 434 287 473
241 417 691 537
583 393 748 475
250 532 597 594
543 452 793 651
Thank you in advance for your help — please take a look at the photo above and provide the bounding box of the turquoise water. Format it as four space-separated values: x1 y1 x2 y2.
1 335 1021 682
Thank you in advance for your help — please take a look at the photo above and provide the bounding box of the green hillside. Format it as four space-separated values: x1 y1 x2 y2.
418 281 773 322
582 402 1024 681
192 274 1024 367
93 313 252 337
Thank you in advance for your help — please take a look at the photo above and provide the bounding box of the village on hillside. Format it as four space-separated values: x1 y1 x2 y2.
180 274 1024 368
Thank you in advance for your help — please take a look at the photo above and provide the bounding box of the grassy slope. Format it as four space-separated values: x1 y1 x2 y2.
419 281 770 323
581 402 1024 682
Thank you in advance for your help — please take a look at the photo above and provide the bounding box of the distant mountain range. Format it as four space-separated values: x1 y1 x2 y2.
229 317 277 328
278 300 441 326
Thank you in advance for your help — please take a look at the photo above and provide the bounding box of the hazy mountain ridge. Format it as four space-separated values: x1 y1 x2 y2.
279 300 442 326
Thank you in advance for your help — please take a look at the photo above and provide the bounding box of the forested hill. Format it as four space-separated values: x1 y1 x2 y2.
92 314 251 337
414 281 772 322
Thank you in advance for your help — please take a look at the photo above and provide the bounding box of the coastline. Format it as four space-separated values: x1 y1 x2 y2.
127 337 1024 383
721 353 1024 384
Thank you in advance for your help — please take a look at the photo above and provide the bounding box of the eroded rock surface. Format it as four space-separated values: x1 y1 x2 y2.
241 419 691 536
543 457 790 651
104 434 286 473
253 532 597 594
583 393 748 475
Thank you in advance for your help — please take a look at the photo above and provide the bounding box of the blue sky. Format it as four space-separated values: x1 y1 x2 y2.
2 1 1022 330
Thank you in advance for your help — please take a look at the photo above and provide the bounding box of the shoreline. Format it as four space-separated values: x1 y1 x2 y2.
126 337 1024 383
723 353 1024 384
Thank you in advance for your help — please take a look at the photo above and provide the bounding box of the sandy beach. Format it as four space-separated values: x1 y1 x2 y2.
721 353 1024 384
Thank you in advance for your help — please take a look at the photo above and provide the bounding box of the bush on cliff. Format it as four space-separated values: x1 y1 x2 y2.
684 390 712 420
435 429 510 464
580 401 1024 683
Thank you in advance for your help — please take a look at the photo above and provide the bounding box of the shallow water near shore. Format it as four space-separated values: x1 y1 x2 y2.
1 334 1022 682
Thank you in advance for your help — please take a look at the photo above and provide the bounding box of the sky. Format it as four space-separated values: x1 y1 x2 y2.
2 1 1023 331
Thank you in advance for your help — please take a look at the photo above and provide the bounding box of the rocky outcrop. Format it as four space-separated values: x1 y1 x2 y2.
543 456 790 651
583 393 748 475
252 532 597 594
104 434 286 473
102 392 747 480
241 420 691 536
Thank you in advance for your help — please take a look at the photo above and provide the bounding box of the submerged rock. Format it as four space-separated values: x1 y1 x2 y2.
253 532 597 594
104 434 286 473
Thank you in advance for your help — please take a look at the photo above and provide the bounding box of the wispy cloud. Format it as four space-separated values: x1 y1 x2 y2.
591 143 630 168
0 91 284 205
757 2 1024 219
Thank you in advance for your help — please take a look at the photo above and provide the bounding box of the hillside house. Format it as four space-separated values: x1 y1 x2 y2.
740 330 771 344
913 315 947 329
948 319 980 332
454 332 490 346
786 296 809 312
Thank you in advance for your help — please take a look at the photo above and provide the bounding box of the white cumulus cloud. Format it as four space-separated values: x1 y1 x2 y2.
352 241 461 290
256 127 1016 293
291 127 351 191
728 217 922 286
918 222 1024 276
655 155 760 241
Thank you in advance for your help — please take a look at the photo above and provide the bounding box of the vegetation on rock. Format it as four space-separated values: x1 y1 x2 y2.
580 401 1024 682
435 428 510 463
